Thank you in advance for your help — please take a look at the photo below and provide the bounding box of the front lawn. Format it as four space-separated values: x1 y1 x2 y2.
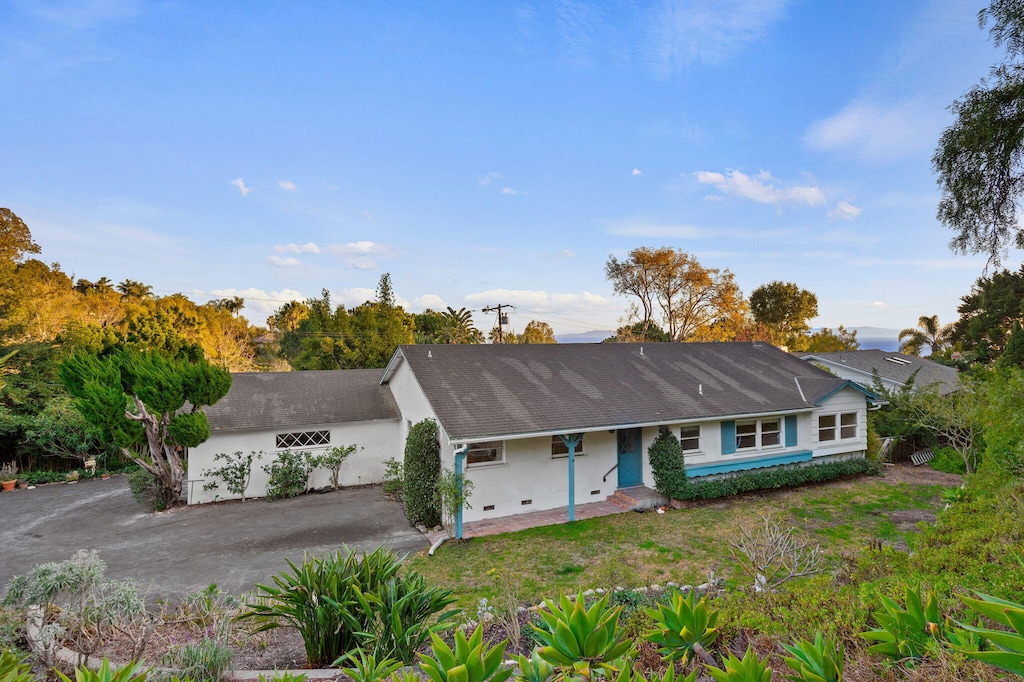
408 470 955 609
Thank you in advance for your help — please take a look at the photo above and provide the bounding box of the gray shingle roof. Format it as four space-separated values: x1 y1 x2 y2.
386 342 851 442
205 369 401 431
799 350 959 394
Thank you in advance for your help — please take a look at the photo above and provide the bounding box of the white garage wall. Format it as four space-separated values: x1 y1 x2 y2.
187 418 402 504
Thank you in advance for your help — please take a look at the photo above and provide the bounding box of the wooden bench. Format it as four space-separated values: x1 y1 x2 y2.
910 449 935 466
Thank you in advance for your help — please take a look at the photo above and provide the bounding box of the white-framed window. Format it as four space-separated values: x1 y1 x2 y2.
736 419 783 451
276 430 330 450
818 412 858 442
551 435 585 459
680 425 701 453
467 440 504 466
840 412 858 439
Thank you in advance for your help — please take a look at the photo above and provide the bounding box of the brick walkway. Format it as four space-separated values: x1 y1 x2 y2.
426 499 630 544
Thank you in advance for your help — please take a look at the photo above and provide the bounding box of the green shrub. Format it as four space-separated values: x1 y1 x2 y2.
930 446 967 474
162 637 234 682
128 467 166 511
403 419 441 527
242 546 453 668
648 430 686 499
263 450 313 501
675 457 878 501
203 450 260 501
313 444 359 491
382 457 403 496
532 591 633 678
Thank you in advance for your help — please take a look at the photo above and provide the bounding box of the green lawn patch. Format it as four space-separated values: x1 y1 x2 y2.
408 475 950 609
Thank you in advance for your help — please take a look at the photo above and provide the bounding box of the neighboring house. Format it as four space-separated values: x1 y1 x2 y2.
799 349 959 396
190 342 879 530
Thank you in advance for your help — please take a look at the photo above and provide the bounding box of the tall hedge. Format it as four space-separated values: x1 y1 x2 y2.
676 457 878 501
403 418 441 527
649 430 686 499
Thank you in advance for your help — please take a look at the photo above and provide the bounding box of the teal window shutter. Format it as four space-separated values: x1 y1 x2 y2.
785 415 798 447
721 421 736 455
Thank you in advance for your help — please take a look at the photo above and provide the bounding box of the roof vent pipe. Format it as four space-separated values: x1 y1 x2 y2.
427 350 432 358
699 384 703 395
640 346 644 355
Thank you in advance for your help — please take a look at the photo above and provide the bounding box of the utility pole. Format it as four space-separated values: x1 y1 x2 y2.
482 304 512 343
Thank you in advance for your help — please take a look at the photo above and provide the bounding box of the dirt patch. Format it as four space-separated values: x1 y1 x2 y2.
878 463 963 487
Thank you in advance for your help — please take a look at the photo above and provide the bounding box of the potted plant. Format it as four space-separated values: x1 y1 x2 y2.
17 479 28 489
1 461 17 491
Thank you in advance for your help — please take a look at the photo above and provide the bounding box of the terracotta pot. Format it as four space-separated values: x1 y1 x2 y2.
18 482 28 489
1 480 15 491
101 474 111 480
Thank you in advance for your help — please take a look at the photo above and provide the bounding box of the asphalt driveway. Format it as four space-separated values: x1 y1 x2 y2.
0 477 428 601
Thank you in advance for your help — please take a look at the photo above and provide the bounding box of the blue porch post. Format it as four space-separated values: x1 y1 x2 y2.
559 433 584 521
454 446 468 540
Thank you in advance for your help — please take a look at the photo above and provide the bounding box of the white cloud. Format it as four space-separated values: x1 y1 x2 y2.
270 240 392 269
631 168 642 176
413 294 446 310
327 241 391 256
557 249 576 259
695 169 826 207
646 0 789 73
464 288 613 311
362 210 375 221
208 287 306 319
478 171 503 187
274 242 322 254
500 187 518 195
827 201 863 221
230 178 251 197
267 256 302 267
278 180 297 191
869 301 894 309
804 99 938 162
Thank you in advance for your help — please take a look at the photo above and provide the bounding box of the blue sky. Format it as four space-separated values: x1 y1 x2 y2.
2 0 1017 338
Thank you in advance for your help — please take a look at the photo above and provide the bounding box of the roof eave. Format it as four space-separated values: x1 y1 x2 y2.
446 406 817 445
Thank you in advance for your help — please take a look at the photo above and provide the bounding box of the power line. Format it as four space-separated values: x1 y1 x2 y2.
481 304 514 343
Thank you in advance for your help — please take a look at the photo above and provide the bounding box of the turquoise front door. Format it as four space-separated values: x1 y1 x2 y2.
617 428 642 488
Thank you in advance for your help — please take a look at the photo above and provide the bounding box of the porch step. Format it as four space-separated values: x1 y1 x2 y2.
607 486 668 511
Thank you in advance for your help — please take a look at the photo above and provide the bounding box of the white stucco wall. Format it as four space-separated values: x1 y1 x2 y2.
462 430 620 522
187 418 402 504
384 356 454 463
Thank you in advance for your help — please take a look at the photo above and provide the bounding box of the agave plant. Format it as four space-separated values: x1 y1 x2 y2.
705 647 772 682
513 650 555 682
419 624 513 682
55 659 149 682
643 590 719 665
956 591 1024 676
860 585 944 661
0 651 35 682
335 649 404 682
612 663 697 682
531 591 634 680
781 632 844 682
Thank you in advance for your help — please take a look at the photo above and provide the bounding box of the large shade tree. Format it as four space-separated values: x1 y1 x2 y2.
605 247 746 342
749 281 818 350
934 0 1024 264
59 349 231 508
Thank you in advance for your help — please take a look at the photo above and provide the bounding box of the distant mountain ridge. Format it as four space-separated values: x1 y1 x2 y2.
555 327 901 351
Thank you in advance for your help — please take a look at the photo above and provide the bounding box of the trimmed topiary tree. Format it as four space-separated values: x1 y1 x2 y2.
60 348 231 509
404 418 441 527
649 429 686 499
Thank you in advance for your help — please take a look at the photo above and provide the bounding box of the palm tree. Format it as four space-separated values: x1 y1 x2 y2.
438 307 479 344
117 279 153 300
899 315 952 356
